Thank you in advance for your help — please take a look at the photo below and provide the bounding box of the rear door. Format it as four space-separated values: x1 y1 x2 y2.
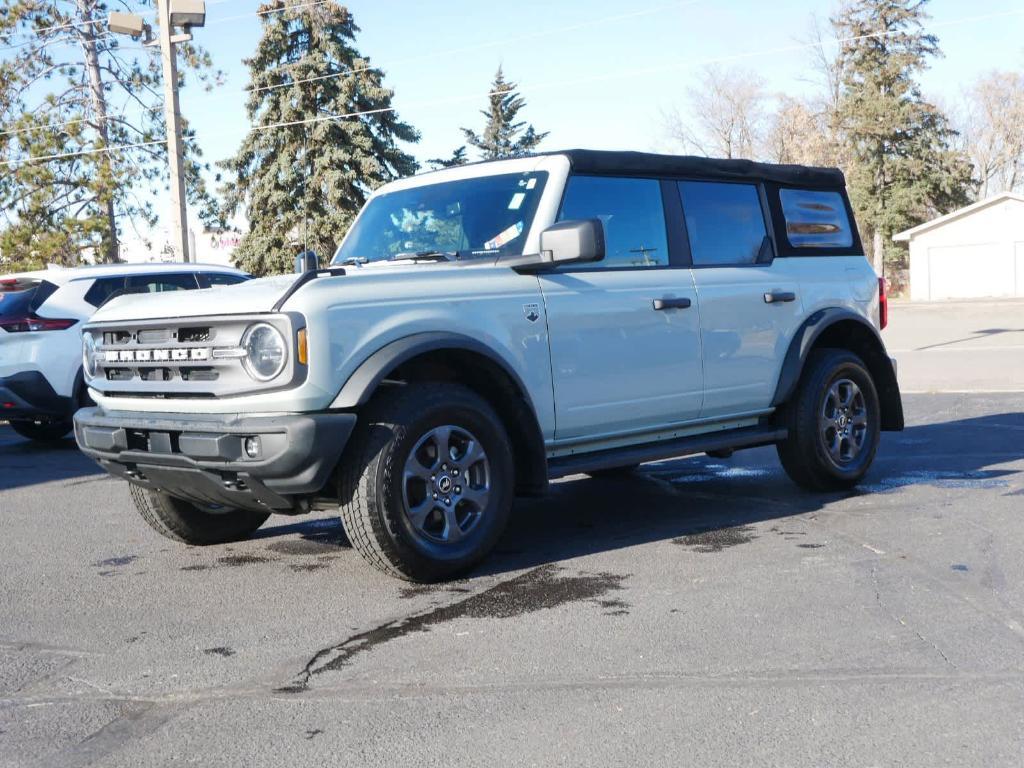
675 180 805 419
537 175 703 441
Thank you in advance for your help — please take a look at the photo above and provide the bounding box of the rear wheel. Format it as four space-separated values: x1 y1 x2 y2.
776 348 881 491
128 484 270 545
8 419 72 443
339 382 514 582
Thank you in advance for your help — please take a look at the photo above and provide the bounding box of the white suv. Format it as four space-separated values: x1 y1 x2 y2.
75 150 903 581
1 263 248 442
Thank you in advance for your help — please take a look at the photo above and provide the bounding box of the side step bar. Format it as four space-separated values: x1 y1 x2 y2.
547 425 787 480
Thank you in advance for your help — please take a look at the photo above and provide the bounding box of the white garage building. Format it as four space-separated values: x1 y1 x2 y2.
893 192 1024 301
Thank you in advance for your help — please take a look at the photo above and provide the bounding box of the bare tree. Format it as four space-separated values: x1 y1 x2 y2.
663 65 767 159
763 95 838 166
960 70 1024 198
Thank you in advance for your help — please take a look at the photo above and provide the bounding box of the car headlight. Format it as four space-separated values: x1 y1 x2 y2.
241 323 287 381
82 332 98 380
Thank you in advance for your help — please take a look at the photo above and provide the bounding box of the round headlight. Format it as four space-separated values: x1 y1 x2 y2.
82 332 98 379
241 323 287 381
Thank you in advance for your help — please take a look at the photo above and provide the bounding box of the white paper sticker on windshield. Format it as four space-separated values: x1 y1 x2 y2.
525 178 537 189
485 221 524 250
508 192 526 210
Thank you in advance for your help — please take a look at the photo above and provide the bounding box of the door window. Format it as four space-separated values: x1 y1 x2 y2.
557 176 668 268
198 272 249 288
677 181 767 266
83 277 127 308
125 273 200 293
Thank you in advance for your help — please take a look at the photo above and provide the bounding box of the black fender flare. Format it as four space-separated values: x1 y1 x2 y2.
772 308 904 431
331 332 549 495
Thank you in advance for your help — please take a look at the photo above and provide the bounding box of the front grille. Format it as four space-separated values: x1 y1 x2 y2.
85 314 301 399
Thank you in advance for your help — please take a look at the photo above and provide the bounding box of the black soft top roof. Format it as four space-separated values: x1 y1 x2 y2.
535 149 845 189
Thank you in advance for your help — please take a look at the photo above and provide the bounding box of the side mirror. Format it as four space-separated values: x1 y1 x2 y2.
539 219 605 266
294 250 319 274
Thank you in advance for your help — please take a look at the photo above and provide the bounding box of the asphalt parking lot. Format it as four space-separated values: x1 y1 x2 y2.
2 300 1023 767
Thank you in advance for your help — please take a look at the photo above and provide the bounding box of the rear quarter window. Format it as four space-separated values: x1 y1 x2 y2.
779 189 853 249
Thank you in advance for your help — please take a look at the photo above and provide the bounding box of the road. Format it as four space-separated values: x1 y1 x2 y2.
2 300 1023 767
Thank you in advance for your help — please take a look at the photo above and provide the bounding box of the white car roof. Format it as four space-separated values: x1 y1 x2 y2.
0 262 247 284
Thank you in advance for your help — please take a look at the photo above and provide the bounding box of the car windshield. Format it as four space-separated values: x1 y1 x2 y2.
332 171 549 265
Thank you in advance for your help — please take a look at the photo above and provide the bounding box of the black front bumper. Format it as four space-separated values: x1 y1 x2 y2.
74 407 357 513
1 371 73 422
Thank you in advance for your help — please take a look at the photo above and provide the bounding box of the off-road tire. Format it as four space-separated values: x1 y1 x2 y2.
128 484 270 545
776 348 881 491
9 419 72 443
338 382 514 582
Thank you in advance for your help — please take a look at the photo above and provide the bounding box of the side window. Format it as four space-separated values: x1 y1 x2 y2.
678 181 767 266
125 273 200 294
83 277 126 308
779 188 853 248
197 272 249 288
557 176 668 268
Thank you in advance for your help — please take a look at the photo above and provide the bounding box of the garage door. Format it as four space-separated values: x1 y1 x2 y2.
927 243 1016 300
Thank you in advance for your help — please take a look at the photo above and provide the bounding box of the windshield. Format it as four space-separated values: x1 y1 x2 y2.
332 171 549 264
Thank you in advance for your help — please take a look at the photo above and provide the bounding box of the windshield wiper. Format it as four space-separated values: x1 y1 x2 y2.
337 256 369 266
388 250 458 262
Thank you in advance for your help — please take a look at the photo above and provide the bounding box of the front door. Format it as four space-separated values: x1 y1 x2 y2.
674 180 804 418
538 175 703 441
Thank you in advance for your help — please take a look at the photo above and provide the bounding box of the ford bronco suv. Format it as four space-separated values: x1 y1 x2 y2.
75 150 903 582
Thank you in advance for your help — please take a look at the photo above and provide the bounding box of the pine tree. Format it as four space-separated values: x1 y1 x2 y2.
0 0 219 268
461 67 548 160
427 146 468 170
220 1 419 276
833 0 972 276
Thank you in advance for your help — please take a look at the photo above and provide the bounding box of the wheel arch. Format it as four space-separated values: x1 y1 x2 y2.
332 332 548 496
773 309 904 431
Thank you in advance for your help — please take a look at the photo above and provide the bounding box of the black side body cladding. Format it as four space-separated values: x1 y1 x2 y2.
335 332 549 496
773 309 904 431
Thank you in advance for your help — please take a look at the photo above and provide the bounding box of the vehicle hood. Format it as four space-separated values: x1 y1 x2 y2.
85 261 486 324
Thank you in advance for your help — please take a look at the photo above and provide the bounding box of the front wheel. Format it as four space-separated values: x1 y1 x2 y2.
9 419 73 443
776 348 881 491
128 485 270 545
339 382 514 582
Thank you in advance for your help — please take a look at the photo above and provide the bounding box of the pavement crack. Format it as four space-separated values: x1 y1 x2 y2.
871 565 957 670
276 564 629 693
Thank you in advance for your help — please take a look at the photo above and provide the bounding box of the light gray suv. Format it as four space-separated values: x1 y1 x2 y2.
75 150 903 581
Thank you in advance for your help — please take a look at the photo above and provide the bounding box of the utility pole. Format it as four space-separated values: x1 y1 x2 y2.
109 2 206 264
157 0 190 263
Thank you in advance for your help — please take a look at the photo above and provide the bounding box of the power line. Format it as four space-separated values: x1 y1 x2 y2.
247 0 707 95
0 0 318 52
1 0 703 137
3 6 1022 167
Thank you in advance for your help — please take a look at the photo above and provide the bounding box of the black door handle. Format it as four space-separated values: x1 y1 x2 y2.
653 297 692 310
764 291 796 304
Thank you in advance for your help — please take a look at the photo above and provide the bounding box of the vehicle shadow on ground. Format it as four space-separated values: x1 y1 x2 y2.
251 411 1024 577
0 429 101 491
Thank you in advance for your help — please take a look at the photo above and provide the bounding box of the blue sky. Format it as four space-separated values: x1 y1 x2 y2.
9 0 1022 246
180 0 1024 174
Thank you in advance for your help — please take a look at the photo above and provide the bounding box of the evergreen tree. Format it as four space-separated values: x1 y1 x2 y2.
0 0 219 268
833 0 972 275
427 146 468 170
220 1 419 276
461 67 547 160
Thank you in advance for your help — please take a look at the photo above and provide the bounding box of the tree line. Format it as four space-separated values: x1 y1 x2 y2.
663 2 1023 278
1 0 1021 278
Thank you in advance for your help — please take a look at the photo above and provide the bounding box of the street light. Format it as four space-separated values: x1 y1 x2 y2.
107 1 206 263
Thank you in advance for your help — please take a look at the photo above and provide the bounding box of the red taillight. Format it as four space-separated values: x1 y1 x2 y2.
878 278 888 330
0 315 78 333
